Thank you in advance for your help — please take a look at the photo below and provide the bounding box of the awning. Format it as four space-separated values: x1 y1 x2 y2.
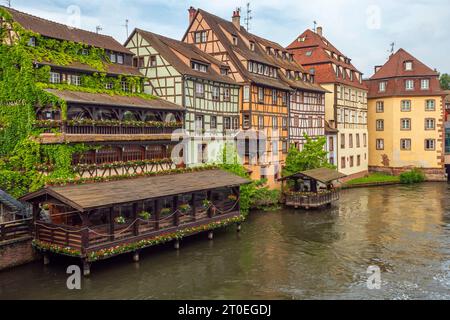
279 168 346 184
20 169 250 212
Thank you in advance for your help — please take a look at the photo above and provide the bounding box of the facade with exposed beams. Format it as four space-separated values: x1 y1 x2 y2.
182 7 327 188
287 27 369 179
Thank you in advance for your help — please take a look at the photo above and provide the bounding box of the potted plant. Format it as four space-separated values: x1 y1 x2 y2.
202 199 212 209
228 194 237 201
179 204 191 214
160 208 171 216
115 216 126 224
138 211 151 220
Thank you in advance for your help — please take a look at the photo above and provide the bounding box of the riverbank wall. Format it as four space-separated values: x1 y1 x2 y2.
0 237 39 271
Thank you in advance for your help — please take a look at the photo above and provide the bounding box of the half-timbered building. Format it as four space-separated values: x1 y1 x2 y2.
183 8 327 187
125 29 241 165
1 7 184 179
287 27 369 179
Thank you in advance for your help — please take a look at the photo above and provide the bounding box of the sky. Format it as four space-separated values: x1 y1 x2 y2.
4 0 449 77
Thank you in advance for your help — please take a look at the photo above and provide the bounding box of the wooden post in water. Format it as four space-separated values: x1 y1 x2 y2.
82 259 91 276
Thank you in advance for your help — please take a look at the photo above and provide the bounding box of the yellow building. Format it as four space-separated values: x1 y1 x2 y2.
365 49 446 180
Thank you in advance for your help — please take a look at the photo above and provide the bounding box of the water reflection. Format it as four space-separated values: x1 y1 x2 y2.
0 183 449 300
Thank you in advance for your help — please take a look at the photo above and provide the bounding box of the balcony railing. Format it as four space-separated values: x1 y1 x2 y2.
35 120 182 135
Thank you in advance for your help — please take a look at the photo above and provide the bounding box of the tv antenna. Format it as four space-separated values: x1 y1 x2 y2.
96 25 102 34
122 19 129 38
4 0 11 7
389 42 395 54
244 3 253 31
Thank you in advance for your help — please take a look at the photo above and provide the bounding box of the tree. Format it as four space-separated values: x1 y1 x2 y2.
440 73 450 90
282 134 334 177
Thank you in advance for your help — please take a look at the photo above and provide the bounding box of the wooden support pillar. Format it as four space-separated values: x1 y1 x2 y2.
208 231 214 240
173 196 179 226
132 250 140 262
154 199 160 230
174 239 180 250
237 223 242 233
133 202 139 236
207 190 213 218
191 193 197 221
82 259 91 277
43 254 50 265
109 207 115 241
32 203 40 239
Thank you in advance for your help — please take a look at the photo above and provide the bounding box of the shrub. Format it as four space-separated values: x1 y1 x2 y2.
400 168 425 184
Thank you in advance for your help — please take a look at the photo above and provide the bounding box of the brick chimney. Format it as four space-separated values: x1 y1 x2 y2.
374 65 382 73
232 9 241 29
316 26 323 36
188 6 196 24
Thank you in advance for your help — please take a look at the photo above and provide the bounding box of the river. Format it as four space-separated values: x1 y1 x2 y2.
1 183 449 299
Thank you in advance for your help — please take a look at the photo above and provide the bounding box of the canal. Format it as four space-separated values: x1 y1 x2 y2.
0 183 449 299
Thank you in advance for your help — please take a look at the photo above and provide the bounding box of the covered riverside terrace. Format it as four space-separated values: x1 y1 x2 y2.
279 168 346 209
20 169 249 275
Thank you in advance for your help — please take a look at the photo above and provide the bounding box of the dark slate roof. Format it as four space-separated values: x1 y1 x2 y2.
20 170 250 211
3 6 132 54
131 29 238 85
44 89 184 111
36 61 142 76
279 168 346 183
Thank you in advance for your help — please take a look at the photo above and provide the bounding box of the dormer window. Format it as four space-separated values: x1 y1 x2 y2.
109 52 116 63
405 79 414 90
298 36 306 42
379 81 387 92
286 70 291 79
194 31 207 43
282 52 287 60
305 51 312 57
404 61 413 71
266 47 272 55
232 35 238 46
117 54 124 64
192 61 208 72
220 68 229 76
27 37 36 47
309 68 316 75
250 41 255 51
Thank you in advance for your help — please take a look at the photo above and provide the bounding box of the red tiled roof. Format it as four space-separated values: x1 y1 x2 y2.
286 29 367 90
3 6 132 54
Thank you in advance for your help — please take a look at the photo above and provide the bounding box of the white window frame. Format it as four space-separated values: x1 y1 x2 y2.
49 72 61 84
405 80 414 91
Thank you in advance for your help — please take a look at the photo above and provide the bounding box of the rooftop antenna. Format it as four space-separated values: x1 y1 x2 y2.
244 2 253 31
122 19 129 38
4 0 11 7
313 21 317 32
390 42 395 54
96 25 102 34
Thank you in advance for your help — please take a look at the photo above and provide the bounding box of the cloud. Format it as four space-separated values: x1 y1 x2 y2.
9 0 450 75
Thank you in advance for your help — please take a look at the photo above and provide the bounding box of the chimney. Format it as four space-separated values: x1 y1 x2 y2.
232 9 241 29
374 65 382 73
316 26 323 36
188 6 196 24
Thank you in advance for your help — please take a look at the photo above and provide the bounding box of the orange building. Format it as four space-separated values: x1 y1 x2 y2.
183 8 326 187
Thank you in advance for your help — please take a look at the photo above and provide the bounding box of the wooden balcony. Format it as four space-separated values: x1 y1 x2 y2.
285 190 340 209
0 218 33 244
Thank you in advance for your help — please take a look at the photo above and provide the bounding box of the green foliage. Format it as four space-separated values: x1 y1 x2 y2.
283 134 334 177
399 168 425 184
216 143 280 215
345 173 400 186
440 73 450 90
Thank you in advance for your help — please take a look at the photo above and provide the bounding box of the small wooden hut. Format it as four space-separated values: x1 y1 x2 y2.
279 168 346 209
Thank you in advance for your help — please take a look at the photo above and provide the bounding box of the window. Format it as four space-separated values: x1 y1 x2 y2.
258 87 264 103
150 56 157 67
272 90 277 104
272 116 278 129
425 118 435 130
376 101 384 113
243 86 250 102
341 157 346 169
349 134 353 148
425 99 436 111
401 118 411 130
195 82 204 97
224 117 231 130
282 117 288 130
232 117 239 130
69 75 81 86
376 139 384 150
81 48 89 56
195 115 204 132
110 52 116 63
349 156 354 168
258 116 264 129
250 41 255 51
232 35 238 46
117 54 124 64
192 62 207 72
220 68 229 76
282 92 287 105
49 72 60 84
425 139 436 151
356 134 360 148
243 114 250 129
212 86 220 101
341 134 345 149
404 61 413 71
400 139 411 150
401 100 411 112
27 37 36 47
376 119 384 131
379 81 387 92
405 80 414 90
105 82 114 90
421 79 430 90
210 116 217 129
223 88 230 101
134 57 145 68
194 31 207 43
121 81 129 92
357 155 361 166
363 134 367 147
282 141 288 154
305 51 312 56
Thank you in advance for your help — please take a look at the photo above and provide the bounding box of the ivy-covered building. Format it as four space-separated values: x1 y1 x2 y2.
125 29 241 165
0 6 185 197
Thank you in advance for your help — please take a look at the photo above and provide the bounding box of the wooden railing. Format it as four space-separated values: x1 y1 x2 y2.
285 190 340 209
35 222 83 251
35 121 182 135
0 218 33 243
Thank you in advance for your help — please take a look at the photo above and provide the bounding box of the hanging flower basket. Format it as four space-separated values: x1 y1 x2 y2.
138 211 151 220
179 204 191 214
115 216 126 224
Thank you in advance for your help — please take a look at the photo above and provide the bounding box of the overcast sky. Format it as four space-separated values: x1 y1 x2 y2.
6 0 450 77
